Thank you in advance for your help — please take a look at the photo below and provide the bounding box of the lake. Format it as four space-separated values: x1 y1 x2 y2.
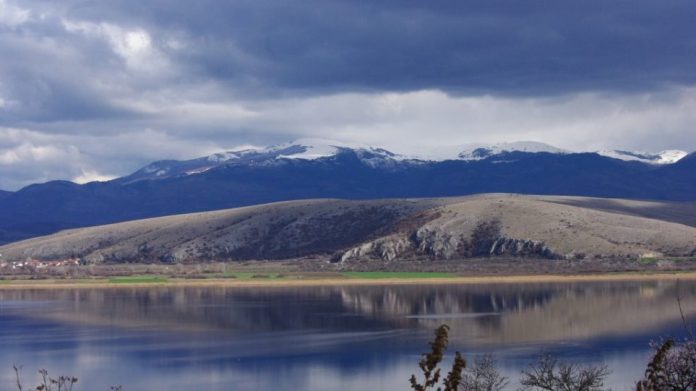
0 280 694 390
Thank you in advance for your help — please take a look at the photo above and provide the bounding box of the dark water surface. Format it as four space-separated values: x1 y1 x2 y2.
1 280 695 390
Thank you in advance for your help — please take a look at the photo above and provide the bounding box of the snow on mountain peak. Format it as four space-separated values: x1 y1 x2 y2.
660 150 690 163
454 141 687 165
273 138 353 160
457 141 568 161
596 149 688 165
206 148 264 163
269 138 408 161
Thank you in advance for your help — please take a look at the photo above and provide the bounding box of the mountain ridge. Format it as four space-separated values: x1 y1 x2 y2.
2 194 695 264
104 139 690 185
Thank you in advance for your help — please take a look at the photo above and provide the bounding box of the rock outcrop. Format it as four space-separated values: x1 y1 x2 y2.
338 226 559 263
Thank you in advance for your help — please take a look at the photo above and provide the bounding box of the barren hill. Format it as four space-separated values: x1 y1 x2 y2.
1 194 696 264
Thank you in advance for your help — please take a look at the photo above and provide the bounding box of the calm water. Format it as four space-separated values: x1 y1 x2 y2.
0 280 695 390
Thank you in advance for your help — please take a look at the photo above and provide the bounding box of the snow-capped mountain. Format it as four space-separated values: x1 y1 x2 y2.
121 138 415 183
456 141 568 161
270 138 416 163
596 149 688 165
123 139 690 183
454 141 687 165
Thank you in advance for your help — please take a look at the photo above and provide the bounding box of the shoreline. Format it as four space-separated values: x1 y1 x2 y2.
2 271 696 289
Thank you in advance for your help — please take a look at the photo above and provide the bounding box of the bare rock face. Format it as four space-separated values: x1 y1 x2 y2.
413 227 465 259
338 221 559 263
338 235 415 262
489 238 557 258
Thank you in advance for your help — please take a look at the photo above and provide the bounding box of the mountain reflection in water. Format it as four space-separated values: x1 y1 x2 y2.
0 280 694 390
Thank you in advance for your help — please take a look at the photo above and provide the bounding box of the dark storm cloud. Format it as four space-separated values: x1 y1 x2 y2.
35 0 696 96
3 0 696 124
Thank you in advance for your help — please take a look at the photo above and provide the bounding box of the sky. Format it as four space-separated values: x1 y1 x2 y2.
1 0 696 190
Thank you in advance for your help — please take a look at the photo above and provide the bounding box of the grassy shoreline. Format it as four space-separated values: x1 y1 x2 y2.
1 270 696 289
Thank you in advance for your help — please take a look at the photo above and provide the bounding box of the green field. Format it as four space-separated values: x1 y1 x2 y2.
108 276 169 284
638 256 696 265
341 272 458 279
221 272 285 279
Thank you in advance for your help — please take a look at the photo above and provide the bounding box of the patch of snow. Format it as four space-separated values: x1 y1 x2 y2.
659 150 689 164
597 149 688 165
275 138 341 160
268 137 415 162
206 149 263 163
185 167 213 175
143 165 160 173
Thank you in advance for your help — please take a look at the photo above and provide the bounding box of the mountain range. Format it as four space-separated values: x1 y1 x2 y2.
0 138 694 245
115 139 690 184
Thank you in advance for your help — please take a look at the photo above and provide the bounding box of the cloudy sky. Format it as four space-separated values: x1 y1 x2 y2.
1 0 696 190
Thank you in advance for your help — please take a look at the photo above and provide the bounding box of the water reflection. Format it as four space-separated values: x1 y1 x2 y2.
0 280 694 390
338 281 696 344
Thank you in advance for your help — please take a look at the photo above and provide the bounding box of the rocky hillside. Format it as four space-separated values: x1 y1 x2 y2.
1 194 696 264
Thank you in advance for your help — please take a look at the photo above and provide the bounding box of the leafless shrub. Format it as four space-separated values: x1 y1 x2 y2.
37 369 78 391
13 365 23 391
461 355 508 391
13 368 78 391
519 354 609 391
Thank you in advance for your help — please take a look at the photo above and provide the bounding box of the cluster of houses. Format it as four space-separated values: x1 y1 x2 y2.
0 256 80 271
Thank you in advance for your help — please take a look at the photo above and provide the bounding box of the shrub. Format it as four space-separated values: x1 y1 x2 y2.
637 339 696 390
13 367 78 391
461 355 508 391
519 354 609 391
409 324 466 391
